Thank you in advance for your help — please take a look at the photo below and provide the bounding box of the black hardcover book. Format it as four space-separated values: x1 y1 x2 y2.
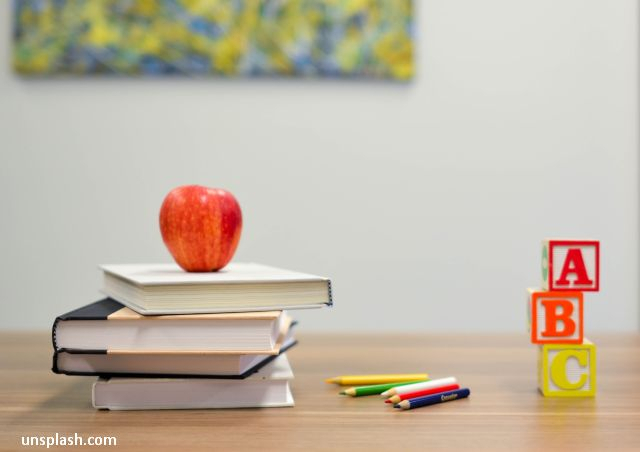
52 299 297 379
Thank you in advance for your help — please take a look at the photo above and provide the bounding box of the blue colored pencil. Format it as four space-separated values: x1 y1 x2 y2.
393 388 470 410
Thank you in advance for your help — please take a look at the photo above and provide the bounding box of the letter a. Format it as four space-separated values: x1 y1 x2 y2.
556 248 593 287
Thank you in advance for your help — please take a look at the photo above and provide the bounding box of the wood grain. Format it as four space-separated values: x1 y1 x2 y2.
1 332 639 451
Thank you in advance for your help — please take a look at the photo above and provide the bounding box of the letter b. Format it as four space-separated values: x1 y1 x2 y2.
529 290 583 344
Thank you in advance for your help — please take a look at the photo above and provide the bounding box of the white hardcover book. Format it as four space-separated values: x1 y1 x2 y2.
100 262 332 315
92 354 295 410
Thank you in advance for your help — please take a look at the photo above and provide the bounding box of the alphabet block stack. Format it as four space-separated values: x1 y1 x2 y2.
527 239 600 397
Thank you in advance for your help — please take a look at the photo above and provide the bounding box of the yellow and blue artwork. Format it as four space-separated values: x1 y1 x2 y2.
13 0 413 80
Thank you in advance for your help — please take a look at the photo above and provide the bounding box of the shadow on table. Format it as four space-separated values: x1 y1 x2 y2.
37 379 95 410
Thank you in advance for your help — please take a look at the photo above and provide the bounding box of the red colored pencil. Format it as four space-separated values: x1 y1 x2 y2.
385 384 460 404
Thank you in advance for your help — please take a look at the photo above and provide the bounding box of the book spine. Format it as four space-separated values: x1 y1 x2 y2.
51 349 60 374
51 317 60 351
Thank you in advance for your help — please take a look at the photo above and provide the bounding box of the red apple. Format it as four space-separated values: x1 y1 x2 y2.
159 185 242 272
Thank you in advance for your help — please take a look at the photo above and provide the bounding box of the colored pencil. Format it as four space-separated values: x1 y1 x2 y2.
380 377 457 398
340 380 428 397
385 383 460 404
394 388 471 410
325 374 429 386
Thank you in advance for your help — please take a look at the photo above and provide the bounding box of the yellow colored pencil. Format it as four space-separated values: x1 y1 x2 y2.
325 374 429 386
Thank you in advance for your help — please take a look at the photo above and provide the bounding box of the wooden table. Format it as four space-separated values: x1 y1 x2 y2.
1 332 639 451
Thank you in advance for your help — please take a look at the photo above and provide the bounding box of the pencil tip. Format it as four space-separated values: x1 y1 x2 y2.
384 400 391 404
339 391 345 395
325 378 336 384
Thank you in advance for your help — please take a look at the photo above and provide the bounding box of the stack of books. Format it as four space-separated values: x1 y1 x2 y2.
51 263 332 410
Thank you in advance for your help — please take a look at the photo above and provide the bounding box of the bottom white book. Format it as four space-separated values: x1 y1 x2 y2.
92 354 294 410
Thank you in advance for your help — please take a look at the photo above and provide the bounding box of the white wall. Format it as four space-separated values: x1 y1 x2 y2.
1 0 637 332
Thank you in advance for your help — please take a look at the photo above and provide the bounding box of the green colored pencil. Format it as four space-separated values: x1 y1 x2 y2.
339 380 429 397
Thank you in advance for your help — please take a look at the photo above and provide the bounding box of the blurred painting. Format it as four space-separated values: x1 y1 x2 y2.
13 0 413 80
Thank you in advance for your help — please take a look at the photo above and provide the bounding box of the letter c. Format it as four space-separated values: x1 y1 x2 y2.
550 350 589 390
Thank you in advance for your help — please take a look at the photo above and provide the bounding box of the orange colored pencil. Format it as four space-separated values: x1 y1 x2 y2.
325 374 429 386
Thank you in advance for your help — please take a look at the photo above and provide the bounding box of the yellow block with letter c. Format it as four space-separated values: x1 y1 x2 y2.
538 340 596 397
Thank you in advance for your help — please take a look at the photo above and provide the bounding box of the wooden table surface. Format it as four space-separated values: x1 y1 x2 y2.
1 332 639 451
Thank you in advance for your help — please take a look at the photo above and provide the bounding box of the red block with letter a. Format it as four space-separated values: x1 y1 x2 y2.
528 289 584 344
542 239 599 292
